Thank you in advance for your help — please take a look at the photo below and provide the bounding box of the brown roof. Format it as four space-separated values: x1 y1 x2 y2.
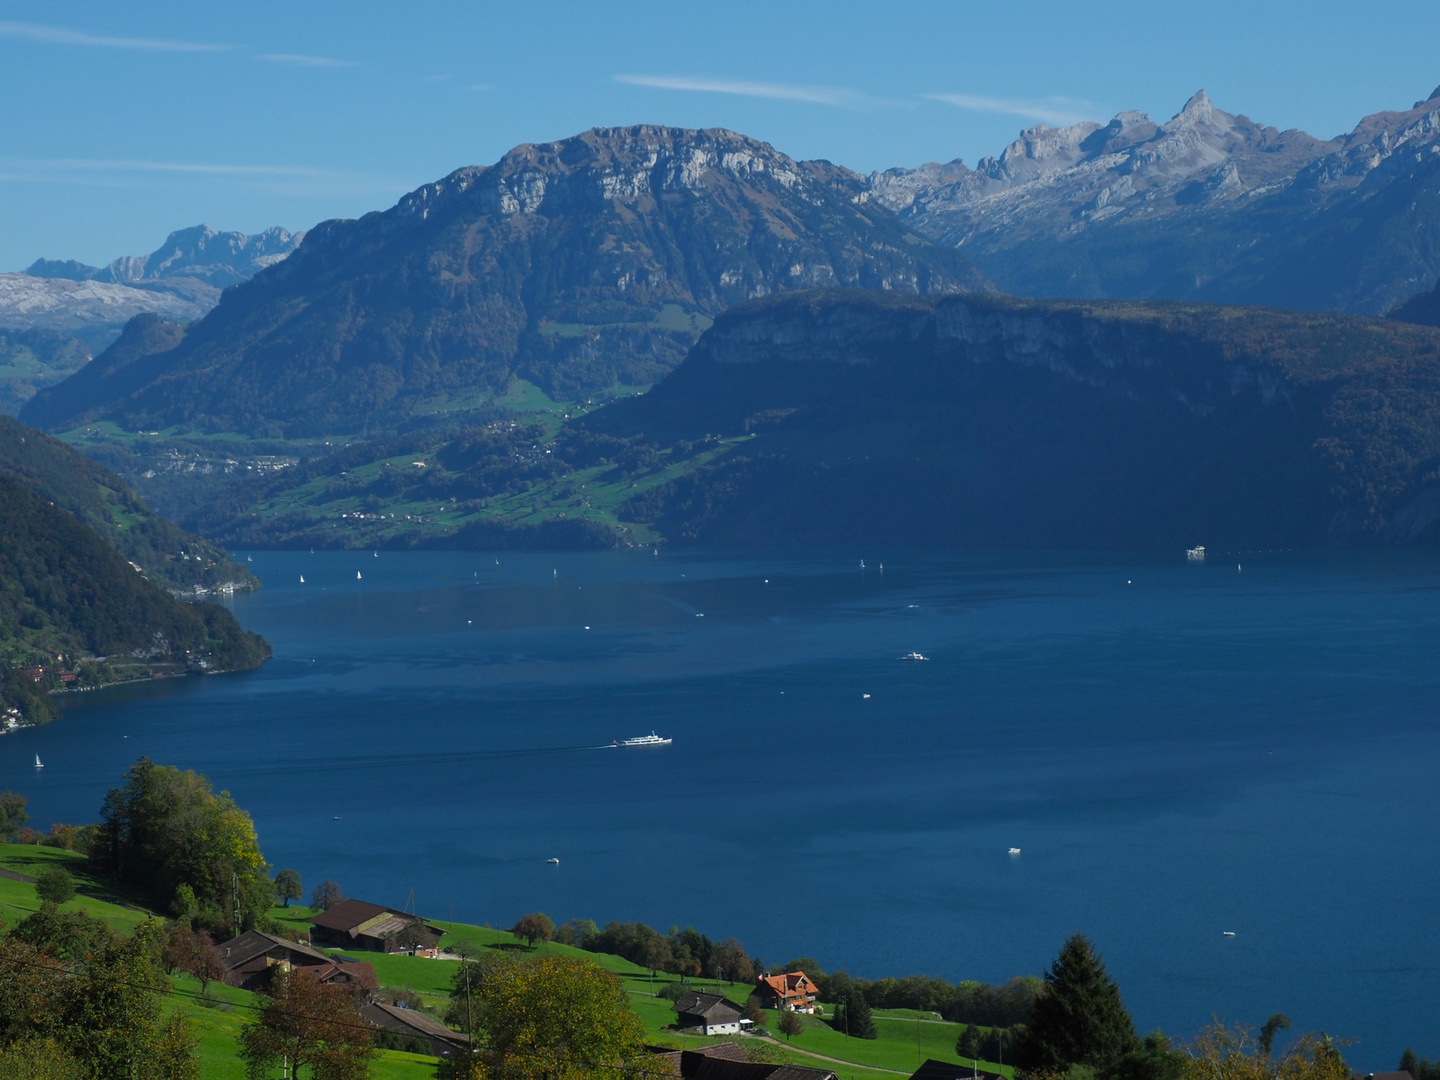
310 899 441 939
910 1059 1007 1080
690 1060 835 1080
217 929 331 972
361 1002 471 1047
647 1041 750 1078
310 899 400 934
292 960 379 993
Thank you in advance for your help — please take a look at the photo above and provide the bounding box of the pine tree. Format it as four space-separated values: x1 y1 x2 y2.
1015 934 1139 1074
831 986 877 1040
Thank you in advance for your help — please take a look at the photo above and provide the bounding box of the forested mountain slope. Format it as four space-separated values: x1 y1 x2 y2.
0 472 269 724
24 126 987 439
0 413 257 596
589 290 1440 549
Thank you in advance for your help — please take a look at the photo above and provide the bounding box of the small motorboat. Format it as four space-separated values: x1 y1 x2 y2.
1223 931 1236 937
547 858 560 865
1008 847 1022 855
899 652 929 661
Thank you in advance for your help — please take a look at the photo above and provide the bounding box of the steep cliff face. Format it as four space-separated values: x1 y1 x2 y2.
605 290 1440 549
875 87 1440 315
30 127 986 439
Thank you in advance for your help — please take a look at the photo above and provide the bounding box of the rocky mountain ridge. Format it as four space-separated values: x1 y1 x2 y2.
873 85 1440 313
25 224 303 291
25 125 987 437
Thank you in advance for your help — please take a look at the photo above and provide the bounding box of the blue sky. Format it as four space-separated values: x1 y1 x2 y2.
2 0 1438 270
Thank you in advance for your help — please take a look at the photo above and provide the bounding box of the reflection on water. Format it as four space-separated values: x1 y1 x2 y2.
2 548 1438 1068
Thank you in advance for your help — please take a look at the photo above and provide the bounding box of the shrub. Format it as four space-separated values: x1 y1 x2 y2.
34 867 75 905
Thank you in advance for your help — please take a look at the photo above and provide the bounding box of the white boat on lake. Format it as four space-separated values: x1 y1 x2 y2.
34 754 44 769
616 732 672 747
1186 546 1206 561
899 651 929 661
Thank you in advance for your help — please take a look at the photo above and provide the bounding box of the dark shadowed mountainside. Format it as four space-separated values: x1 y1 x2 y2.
24 126 987 439
0 413 257 596
588 290 1440 549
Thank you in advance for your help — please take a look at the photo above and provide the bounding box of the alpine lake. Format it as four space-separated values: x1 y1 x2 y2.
2 547 1437 1070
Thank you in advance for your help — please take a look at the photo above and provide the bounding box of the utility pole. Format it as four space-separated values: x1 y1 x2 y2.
232 872 241 932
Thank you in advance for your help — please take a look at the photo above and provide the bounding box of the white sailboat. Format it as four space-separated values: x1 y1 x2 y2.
34 754 43 769
299 575 305 583
356 571 362 580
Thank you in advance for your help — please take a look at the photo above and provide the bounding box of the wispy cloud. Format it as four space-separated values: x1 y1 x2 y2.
923 92 1096 127
0 19 228 52
256 52 354 68
23 157 342 178
616 74 865 108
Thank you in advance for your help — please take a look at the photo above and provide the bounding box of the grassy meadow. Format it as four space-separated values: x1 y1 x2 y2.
2 845 1009 1079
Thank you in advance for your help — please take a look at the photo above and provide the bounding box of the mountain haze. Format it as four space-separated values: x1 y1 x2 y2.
876 86 1440 314
25 126 988 438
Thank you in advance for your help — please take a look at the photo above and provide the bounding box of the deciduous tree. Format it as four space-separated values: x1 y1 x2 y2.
1015 934 1139 1075
34 867 75 905
237 968 376 1080
511 912 555 949
778 1010 804 1041
0 791 27 840
706 938 754 984
312 879 344 911
96 759 271 930
273 869 302 907
443 953 658 1080
1181 1022 1348 1080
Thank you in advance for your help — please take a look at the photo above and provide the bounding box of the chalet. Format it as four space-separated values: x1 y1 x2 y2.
216 930 333 991
671 991 752 1036
360 1002 471 1056
753 971 818 1013
309 899 444 954
910 1060 1008 1080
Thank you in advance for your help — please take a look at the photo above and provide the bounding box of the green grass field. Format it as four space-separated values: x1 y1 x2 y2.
0 847 1009 1080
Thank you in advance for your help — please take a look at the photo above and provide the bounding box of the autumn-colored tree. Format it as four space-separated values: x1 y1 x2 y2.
443 953 662 1080
1181 1022 1349 1080
96 759 272 929
778 1010 804 1041
237 968 376 1080
0 1036 84 1080
511 912 555 949
160 924 227 991
0 921 198 1079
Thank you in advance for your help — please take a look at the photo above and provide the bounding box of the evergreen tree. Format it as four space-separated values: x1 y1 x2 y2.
831 986 877 1040
1015 934 1139 1074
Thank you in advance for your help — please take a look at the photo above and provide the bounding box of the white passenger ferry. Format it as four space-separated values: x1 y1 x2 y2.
616 732 672 747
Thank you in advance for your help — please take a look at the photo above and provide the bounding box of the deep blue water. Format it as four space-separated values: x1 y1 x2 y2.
2 548 1438 1068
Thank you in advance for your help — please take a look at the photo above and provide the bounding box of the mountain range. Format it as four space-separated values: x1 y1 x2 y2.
0 225 302 355
876 86 1440 314
21 126 986 438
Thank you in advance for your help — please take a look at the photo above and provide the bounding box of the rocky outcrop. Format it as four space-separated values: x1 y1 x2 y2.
873 86 1440 315
26 225 302 291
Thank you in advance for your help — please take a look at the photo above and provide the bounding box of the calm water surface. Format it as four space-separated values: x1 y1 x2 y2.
2 549 1437 1067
